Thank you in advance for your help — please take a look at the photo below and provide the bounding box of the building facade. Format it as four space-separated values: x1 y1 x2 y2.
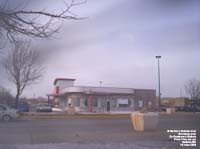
47 78 156 112
160 97 189 107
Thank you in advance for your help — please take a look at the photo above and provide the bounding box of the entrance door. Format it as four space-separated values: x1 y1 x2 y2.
107 101 110 111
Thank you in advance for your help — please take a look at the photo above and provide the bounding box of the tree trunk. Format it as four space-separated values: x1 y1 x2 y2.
15 93 20 109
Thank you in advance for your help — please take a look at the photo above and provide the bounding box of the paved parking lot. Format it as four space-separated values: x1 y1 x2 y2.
0 114 199 148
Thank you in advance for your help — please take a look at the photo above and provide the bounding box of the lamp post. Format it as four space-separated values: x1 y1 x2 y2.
156 56 161 111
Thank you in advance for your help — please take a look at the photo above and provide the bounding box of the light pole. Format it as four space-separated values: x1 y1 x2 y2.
156 56 161 111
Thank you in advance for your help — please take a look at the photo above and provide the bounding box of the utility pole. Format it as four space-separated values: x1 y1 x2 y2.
156 56 161 111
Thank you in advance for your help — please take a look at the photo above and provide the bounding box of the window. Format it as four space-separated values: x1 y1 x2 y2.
92 98 97 107
138 100 143 108
110 99 116 107
118 99 129 104
74 98 80 107
84 99 88 106
118 99 130 107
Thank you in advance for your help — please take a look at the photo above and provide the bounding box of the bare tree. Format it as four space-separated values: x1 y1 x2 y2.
2 41 44 107
0 0 85 43
185 78 200 101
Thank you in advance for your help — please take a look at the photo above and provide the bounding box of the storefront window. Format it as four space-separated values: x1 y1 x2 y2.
118 99 130 107
138 100 143 108
92 98 98 107
84 98 88 106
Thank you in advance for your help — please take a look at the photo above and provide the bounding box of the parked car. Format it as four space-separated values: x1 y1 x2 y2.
176 104 200 112
18 102 29 112
36 103 52 112
175 106 185 112
185 104 200 112
0 104 19 121
160 105 167 112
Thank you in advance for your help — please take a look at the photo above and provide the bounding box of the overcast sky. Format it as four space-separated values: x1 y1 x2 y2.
1 0 200 98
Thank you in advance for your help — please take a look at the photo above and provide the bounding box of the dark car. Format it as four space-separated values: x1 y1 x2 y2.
183 104 200 112
160 105 167 112
18 102 29 112
192 104 200 112
175 106 185 112
36 103 52 112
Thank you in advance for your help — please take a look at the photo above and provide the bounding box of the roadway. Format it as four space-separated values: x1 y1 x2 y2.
0 115 199 148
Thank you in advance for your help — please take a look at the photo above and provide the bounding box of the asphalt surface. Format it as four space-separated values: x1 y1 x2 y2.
0 115 199 148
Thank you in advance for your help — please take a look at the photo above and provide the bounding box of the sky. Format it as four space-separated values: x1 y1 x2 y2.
0 0 200 98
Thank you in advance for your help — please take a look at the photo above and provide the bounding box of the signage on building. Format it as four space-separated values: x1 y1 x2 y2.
117 99 129 104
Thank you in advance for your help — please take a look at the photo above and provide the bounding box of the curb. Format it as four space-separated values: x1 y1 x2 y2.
20 114 129 119
19 113 200 119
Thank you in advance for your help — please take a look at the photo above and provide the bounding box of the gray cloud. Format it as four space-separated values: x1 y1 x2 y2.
1 0 200 98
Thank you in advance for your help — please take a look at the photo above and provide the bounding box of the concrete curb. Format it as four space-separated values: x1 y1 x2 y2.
20 114 129 119
19 113 200 119
160 113 200 117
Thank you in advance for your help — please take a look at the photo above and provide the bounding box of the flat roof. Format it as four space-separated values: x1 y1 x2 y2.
54 78 76 85
61 86 135 94
48 86 156 96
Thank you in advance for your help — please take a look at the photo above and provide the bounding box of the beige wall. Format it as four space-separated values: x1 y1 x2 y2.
161 97 189 107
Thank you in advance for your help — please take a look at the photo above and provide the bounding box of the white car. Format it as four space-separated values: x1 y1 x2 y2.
0 104 19 121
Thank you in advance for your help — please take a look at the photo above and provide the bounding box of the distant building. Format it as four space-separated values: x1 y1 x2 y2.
47 78 156 112
21 98 48 105
160 97 189 107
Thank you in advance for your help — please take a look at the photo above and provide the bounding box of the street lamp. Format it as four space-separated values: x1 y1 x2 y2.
156 56 161 111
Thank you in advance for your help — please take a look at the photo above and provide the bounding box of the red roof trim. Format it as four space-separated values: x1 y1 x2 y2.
54 78 76 85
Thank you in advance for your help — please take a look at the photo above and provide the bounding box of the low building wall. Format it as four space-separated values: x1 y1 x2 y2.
57 90 156 112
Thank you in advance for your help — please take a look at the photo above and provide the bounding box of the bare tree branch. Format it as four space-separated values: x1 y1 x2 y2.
185 78 200 101
0 0 86 43
2 41 44 107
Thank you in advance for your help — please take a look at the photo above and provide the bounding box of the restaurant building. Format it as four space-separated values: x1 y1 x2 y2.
47 78 156 112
